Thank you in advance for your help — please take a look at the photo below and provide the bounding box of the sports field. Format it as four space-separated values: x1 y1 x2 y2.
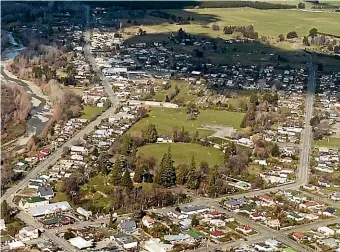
138 143 223 166
128 107 245 138
314 137 340 149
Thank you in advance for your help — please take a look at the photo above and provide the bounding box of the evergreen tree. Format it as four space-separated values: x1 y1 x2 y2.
191 131 199 143
121 134 132 156
271 143 280 157
187 156 200 189
92 147 99 157
156 148 176 187
111 158 123 186
133 164 144 183
191 215 199 227
1 201 8 221
142 124 158 143
208 168 217 197
122 170 134 190
176 164 189 185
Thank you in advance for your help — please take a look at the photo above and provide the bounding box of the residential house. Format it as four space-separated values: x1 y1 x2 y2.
37 186 54 200
167 210 188 220
112 234 138 249
118 220 137 234
144 238 173 252
209 219 226 227
76 207 92 220
292 232 305 242
19 197 49 209
236 225 253 234
0 219 5 231
318 226 335 237
287 212 304 222
210 230 225 239
142 215 154 228
69 236 93 250
18 227 39 241
323 207 336 216
180 205 209 215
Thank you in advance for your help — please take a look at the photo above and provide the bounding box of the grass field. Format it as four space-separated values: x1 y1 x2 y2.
167 8 340 38
128 107 245 138
314 137 340 149
152 80 197 103
138 143 223 166
80 106 104 120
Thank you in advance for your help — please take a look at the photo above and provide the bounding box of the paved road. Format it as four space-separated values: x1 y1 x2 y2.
83 5 119 106
0 106 116 205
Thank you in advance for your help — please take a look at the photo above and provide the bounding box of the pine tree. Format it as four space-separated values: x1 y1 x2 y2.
142 124 158 143
187 156 199 189
156 148 176 187
122 170 134 190
208 169 217 197
92 147 99 157
176 164 189 185
271 143 280 157
133 164 144 183
111 158 123 186
121 134 132 156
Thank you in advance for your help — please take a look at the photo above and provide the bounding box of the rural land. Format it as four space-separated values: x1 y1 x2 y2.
0 0 340 252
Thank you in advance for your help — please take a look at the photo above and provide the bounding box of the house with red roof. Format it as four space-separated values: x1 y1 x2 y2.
204 211 222 219
236 225 253 234
292 232 305 242
299 201 324 210
142 216 154 228
41 147 51 155
35 152 46 161
210 230 225 239
250 212 266 221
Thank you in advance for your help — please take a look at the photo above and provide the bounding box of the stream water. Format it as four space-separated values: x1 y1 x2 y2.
1 32 51 136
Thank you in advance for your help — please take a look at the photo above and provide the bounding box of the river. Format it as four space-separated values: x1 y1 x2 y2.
1 32 52 137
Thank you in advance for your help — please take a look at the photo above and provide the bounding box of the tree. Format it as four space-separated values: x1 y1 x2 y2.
278 34 284 41
176 164 189 185
199 161 209 174
186 102 199 115
121 134 132 156
142 124 158 143
155 147 176 187
286 31 298 39
1 201 9 222
191 131 199 143
298 2 305 9
207 168 217 197
92 147 99 157
310 115 320 126
317 63 324 72
309 28 318 37
133 163 145 183
191 215 199 227
187 156 200 190
111 158 123 186
122 170 134 190
271 143 280 157
302 36 309 46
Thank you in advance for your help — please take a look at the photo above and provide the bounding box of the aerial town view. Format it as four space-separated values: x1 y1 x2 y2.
0 0 340 251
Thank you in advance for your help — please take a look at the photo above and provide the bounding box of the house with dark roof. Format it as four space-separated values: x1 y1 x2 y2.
118 220 137 234
37 186 54 200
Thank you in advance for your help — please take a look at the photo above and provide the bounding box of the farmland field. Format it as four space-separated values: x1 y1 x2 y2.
128 107 245 138
137 143 223 166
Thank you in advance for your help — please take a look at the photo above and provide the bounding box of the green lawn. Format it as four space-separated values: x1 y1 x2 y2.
313 137 340 149
128 107 245 138
80 106 104 120
167 8 340 38
137 143 223 166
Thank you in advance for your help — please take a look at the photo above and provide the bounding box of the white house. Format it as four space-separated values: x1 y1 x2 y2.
69 237 93 250
112 234 138 249
9 241 25 250
209 219 226 227
70 146 88 155
144 238 173 252
318 226 335 237
19 197 49 209
167 210 188 220
19 227 39 241
0 219 5 231
77 207 92 220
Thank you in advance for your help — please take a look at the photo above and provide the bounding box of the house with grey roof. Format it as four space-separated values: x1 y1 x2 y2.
118 220 137 234
37 186 54 200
